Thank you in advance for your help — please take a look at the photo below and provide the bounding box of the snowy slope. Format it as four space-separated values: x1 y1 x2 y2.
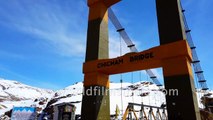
0 78 211 118
0 78 166 116
0 78 54 115
51 81 166 115
0 78 53 99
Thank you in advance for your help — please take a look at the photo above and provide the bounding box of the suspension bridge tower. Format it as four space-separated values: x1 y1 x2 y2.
81 0 121 119
156 0 200 119
81 0 201 119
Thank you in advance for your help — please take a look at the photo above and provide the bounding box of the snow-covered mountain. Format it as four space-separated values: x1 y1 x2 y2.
0 78 54 100
0 78 54 116
0 78 210 119
52 81 166 115
0 78 166 117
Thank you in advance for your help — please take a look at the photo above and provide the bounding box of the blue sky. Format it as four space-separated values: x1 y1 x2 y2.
0 0 212 90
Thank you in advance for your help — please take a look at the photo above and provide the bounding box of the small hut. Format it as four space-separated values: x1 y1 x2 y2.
53 102 76 120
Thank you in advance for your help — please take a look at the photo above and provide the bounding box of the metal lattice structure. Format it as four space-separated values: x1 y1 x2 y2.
123 103 168 120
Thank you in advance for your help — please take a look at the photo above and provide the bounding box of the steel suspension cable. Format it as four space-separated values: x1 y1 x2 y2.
180 3 208 91
108 7 162 87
